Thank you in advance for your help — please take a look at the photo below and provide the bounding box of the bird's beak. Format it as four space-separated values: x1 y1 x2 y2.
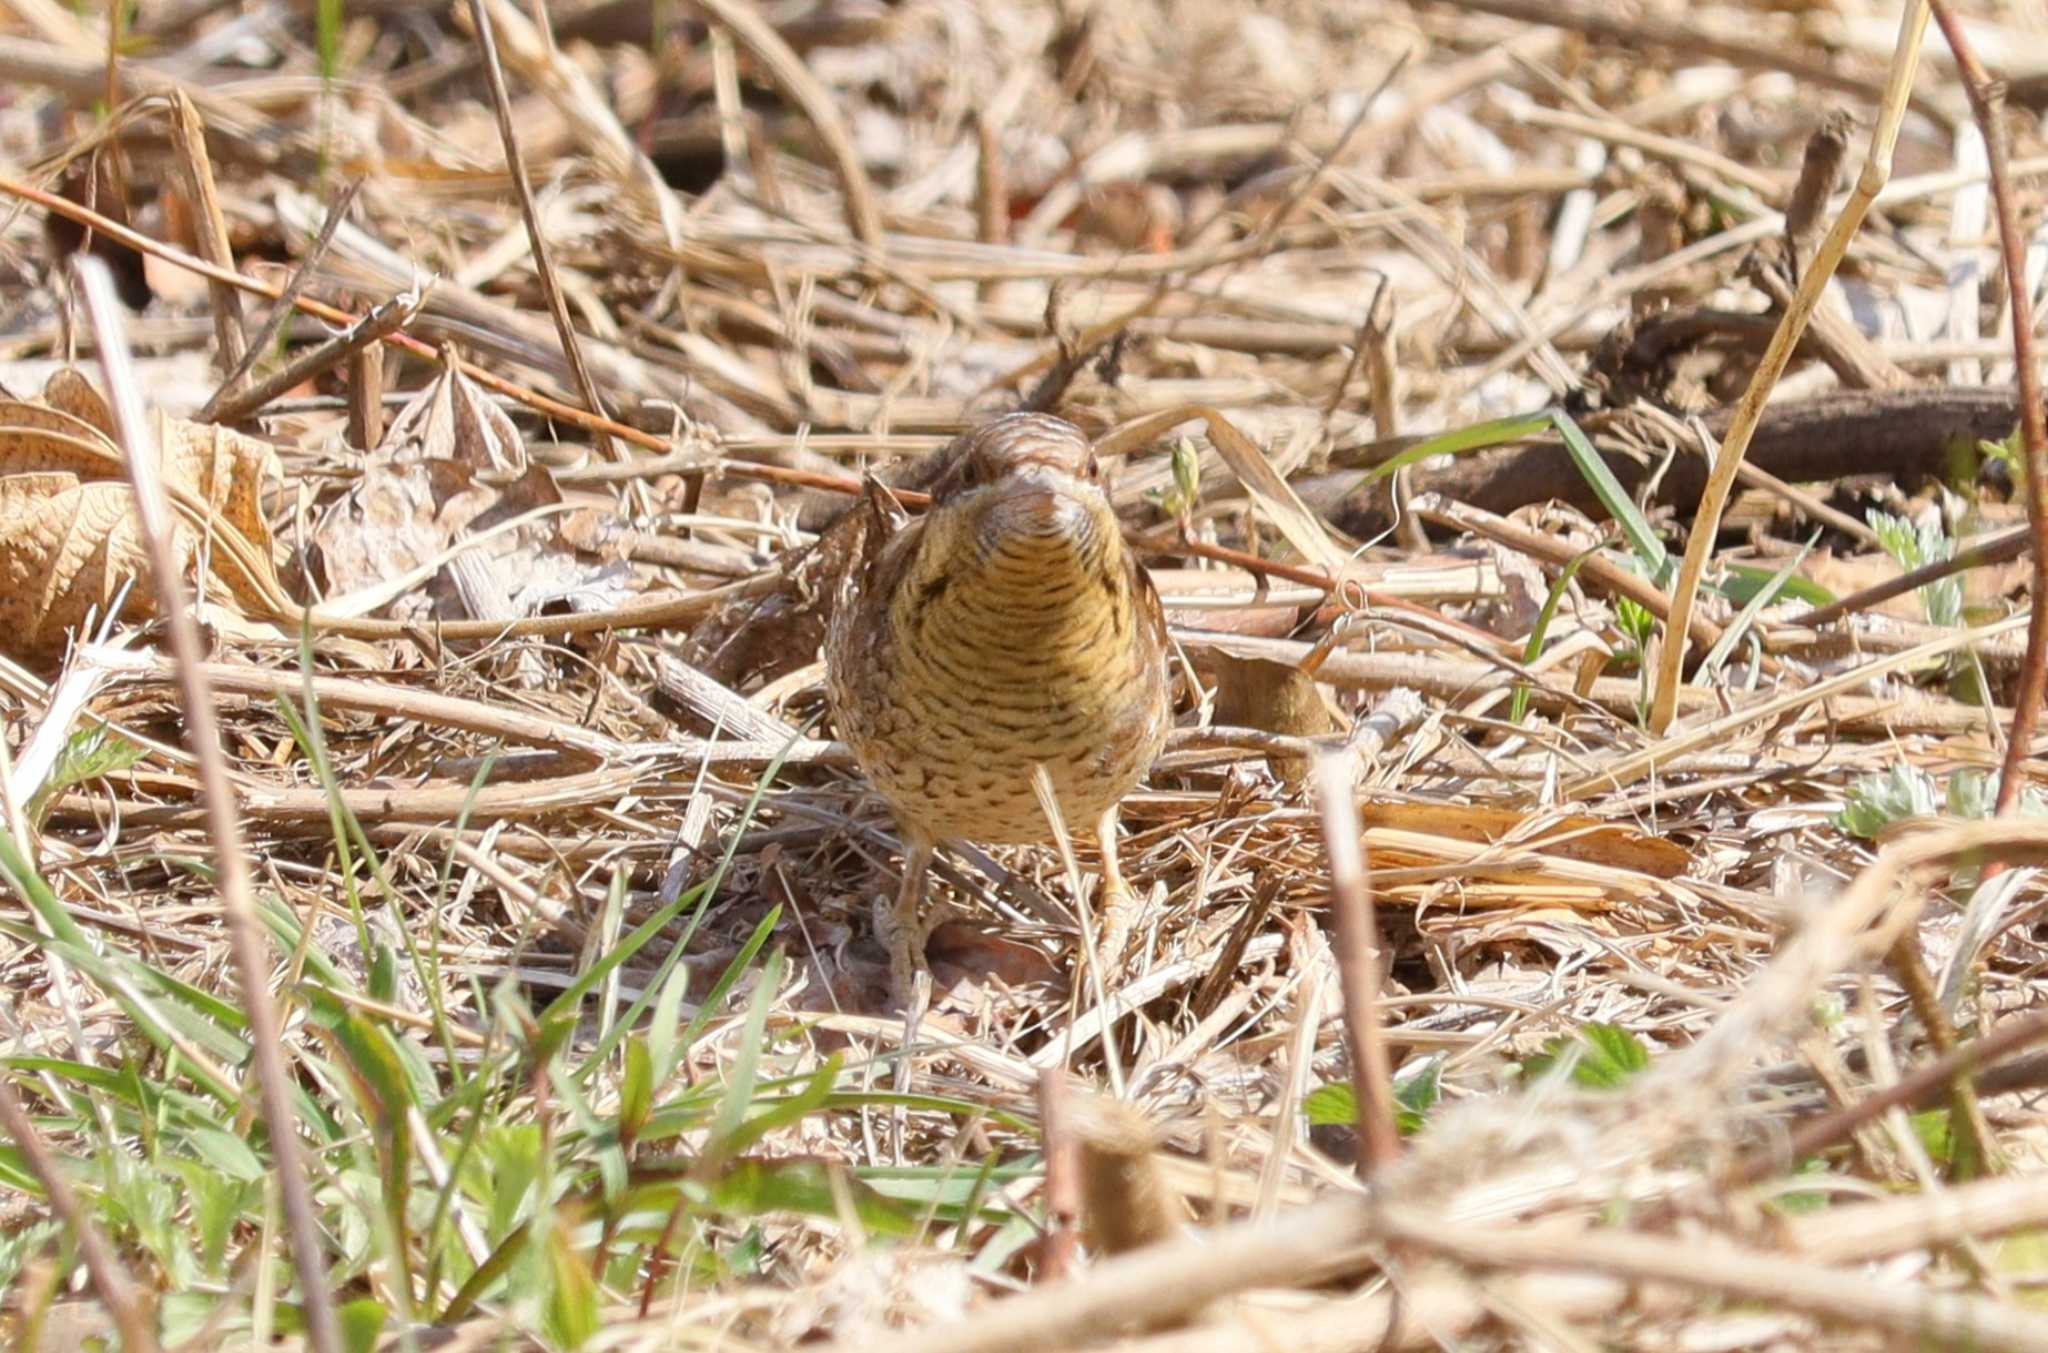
985 466 1090 538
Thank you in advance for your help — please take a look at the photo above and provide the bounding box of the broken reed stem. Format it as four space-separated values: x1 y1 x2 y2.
466 0 615 457
0 171 663 453
1647 0 1930 734
1037 1069 1081 1283
1312 754 1399 1175
1387 1211 2048 1352
0 1075 160 1353
1924 0 2048 817
74 257 342 1353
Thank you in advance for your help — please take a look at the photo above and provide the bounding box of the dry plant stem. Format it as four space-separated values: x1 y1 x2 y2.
1037 1069 1080 1283
1925 0 2048 817
0 1075 159 1353
74 258 341 1353
1446 0 1930 116
466 0 613 458
1796 522 2030 626
1312 755 1399 1176
829 1197 1379 1353
1647 0 1929 735
1791 1170 2048 1264
10 166 879 505
1388 1213 2048 1353
683 0 882 252
164 90 244 374
0 172 673 456
1168 535 1512 653
1732 1006 2048 1188
200 177 363 423
1885 931 2000 1176
347 340 383 449
1414 500 1729 655
1785 111 1854 279
209 289 421 424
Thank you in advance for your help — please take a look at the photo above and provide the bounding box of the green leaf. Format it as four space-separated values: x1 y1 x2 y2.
646 955 694 1086
1393 1058 1442 1135
1549 410 1668 581
1512 548 1595 723
543 1220 600 1349
1868 509 1961 627
1836 763 1942 838
1523 1023 1651 1089
1303 1059 1442 1136
701 949 785 1173
167 1159 253 1276
1302 1082 1356 1127
706 1159 914 1237
337 1298 388 1353
369 943 400 1005
1911 1108 1953 1166
25 722 146 823
619 1036 654 1148
1719 563 1834 608
1357 413 1556 488
184 1127 265 1184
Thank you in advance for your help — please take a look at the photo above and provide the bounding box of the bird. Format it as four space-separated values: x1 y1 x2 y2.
826 412 1173 1006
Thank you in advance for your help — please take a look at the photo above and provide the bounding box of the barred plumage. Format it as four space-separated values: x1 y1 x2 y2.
826 413 1173 1003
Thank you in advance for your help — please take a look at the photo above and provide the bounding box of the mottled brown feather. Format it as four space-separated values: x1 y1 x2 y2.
826 414 1172 847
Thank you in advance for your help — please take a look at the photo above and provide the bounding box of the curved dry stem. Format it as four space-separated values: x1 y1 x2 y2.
1647 1 1931 735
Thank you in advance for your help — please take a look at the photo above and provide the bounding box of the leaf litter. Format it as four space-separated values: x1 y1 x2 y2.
0 0 2044 1349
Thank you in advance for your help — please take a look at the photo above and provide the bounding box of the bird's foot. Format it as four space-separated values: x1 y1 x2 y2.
1091 877 1139 980
874 890 934 1012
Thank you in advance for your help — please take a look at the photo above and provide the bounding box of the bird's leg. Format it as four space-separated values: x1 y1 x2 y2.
1093 804 1138 971
877 833 936 1009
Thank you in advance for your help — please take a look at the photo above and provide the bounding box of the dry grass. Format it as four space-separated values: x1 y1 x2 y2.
1 0 2047 1348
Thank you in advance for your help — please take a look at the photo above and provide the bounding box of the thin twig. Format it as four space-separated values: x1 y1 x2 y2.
199 177 362 423
1389 1211 2048 1353
1312 754 1399 1176
466 0 615 457
1796 523 2031 627
1924 0 2048 817
164 89 245 374
74 257 341 1353
1730 1007 2048 1188
1646 1 1929 734
208 287 424 423
0 1075 160 1353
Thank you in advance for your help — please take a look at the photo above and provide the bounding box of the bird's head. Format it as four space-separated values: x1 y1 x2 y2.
928 413 1117 565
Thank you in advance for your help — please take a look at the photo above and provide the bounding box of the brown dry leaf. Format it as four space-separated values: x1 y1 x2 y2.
0 370 284 662
380 354 529 474
1360 800 1693 879
0 471 169 658
40 367 115 436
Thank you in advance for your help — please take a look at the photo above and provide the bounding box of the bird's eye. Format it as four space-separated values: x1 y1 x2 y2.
1083 454 1102 481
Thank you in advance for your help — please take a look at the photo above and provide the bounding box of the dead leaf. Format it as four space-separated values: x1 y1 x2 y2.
380 354 528 474
0 370 284 662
